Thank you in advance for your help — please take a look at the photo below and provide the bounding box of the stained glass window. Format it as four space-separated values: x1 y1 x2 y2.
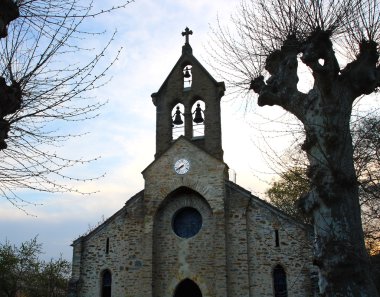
172 207 202 238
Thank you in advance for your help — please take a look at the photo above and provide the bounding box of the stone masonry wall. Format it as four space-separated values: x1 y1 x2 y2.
246 191 314 296
70 139 314 297
225 184 251 297
71 193 146 297
153 190 214 296
143 138 229 297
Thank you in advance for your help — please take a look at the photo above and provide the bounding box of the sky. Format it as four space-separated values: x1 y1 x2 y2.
0 0 323 261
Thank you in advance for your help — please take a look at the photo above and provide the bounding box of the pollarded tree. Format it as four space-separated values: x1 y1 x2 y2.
211 0 380 295
0 0 133 209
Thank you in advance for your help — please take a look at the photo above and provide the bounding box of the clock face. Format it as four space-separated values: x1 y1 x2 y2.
174 158 190 175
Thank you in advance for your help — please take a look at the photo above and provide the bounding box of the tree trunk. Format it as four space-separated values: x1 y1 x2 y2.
299 86 378 296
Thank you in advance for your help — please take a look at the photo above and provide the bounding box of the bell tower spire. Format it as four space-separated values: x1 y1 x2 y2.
151 28 225 160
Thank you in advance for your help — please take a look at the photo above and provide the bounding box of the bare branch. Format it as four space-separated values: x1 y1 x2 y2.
0 0 133 208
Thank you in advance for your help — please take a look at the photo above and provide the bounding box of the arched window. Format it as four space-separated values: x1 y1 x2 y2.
191 100 205 137
273 265 287 297
174 279 202 297
101 269 112 297
183 65 192 89
172 103 185 139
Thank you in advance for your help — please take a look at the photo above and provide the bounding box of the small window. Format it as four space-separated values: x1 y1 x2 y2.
106 237 110 254
273 265 287 297
172 207 202 238
275 229 279 247
101 270 112 297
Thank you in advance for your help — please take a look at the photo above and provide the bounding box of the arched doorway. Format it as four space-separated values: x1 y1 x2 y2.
174 279 202 297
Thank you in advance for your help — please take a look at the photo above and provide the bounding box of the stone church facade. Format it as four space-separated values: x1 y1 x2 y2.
68 28 315 297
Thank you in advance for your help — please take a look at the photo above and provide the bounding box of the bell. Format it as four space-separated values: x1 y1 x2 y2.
173 106 183 125
183 67 191 78
193 104 204 124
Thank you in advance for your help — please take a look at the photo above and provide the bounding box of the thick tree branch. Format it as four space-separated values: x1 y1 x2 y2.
340 40 380 98
0 77 21 149
250 36 306 120
0 0 19 38
301 29 340 96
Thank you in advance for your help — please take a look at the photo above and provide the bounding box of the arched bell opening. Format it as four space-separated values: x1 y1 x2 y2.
183 65 192 90
174 278 202 297
172 103 185 140
191 100 205 138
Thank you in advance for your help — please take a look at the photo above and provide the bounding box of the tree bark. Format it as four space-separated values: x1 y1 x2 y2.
299 88 377 296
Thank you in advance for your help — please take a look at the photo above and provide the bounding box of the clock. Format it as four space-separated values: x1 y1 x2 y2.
174 158 190 175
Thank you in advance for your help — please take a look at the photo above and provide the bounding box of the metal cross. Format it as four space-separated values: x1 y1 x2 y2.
182 27 193 44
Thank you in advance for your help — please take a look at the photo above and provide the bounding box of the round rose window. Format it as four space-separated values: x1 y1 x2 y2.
172 207 202 238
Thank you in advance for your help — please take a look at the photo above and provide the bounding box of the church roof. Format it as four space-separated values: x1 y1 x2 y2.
72 190 144 245
141 135 228 176
73 179 311 246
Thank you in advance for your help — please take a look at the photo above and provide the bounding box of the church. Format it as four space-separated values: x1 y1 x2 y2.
68 28 315 297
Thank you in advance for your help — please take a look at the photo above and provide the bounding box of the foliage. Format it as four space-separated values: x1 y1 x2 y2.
0 0 134 209
0 237 70 297
266 166 311 223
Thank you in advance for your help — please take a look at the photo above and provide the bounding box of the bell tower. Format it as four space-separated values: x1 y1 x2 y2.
151 27 225 160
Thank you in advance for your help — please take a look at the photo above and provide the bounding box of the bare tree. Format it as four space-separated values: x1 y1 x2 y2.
352 115 380 254
211 0 380 295
0 0 133 209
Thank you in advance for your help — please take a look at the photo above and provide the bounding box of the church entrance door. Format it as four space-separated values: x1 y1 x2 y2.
174 279 202 297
